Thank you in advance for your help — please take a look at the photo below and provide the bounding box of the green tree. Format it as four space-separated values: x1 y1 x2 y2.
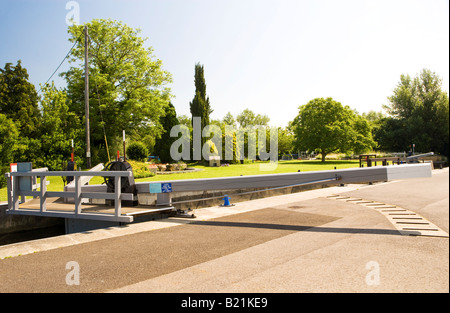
0 114 20 187
0 113 19 166
277 127 295 158
38 83 83 170
236 108 270 128
292 97 375 162
190 63 212 143
154 102 179 163
383 69 449 157
373 117 409 152
0 60 40 138
62 19 173 164
222 112 236 128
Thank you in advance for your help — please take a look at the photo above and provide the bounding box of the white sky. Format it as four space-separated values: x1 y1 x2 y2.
0 0 448 127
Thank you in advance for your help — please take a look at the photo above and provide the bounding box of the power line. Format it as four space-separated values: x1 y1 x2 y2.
37 30 84 94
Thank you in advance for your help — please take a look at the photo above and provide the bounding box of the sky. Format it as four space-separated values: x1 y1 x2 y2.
0 0 449 127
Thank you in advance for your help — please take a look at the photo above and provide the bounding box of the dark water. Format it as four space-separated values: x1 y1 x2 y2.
0 224 65 246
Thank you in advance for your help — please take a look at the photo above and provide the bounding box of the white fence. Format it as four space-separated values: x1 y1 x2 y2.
5 170 134 223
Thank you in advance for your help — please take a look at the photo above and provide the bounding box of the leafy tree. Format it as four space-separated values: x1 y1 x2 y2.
177 114 192 130
0 60 40 138
373 117 409 152
222 112 236 128
62 19 173 164
38 82 83 170
383 69 449 156
292 97 375 162
236 108 270 128
210 119 240 163
361 110 386 123
0 113 19 167
154 102 179 163
234 108 271 160
277 127 295 158
352 114 377 155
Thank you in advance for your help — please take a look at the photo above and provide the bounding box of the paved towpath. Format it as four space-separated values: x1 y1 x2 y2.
0 168 448 293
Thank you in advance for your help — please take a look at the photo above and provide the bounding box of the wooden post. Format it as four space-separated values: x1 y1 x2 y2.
85 25 91 168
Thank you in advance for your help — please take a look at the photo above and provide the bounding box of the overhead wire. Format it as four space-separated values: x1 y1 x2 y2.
37 29 84 94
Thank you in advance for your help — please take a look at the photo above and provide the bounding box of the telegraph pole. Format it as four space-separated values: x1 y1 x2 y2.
85 25 91 168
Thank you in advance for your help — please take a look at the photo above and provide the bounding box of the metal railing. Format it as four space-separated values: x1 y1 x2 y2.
5 170 134 223
156 176 341 207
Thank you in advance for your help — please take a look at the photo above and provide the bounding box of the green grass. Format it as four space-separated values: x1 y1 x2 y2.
0 160 359 201
136 160 359 182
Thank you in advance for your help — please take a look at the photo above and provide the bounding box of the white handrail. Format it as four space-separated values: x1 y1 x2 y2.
5 170 134 223
10 171 131 177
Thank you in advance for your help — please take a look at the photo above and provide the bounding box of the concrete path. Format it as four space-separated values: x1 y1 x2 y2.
0 168 448 293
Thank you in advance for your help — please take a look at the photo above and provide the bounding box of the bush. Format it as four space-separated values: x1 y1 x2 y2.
127 160 155 179
127 142 148 162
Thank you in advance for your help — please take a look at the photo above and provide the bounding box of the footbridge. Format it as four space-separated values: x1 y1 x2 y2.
4 163 433 233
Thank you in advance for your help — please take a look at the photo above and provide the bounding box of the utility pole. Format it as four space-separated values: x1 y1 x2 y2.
85 25 91 168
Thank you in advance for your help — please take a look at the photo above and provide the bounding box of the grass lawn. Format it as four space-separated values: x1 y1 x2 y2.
136 159 359 182
0 160 359 202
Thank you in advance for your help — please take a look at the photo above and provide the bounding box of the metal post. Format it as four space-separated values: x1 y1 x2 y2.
40 176 47 213
123 130 126 161
74 176 81 215
114 176 121 217
12 173 19 211
5 173 12 211
85 25 91 168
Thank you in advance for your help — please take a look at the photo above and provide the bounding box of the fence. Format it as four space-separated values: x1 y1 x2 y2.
5 170 135 223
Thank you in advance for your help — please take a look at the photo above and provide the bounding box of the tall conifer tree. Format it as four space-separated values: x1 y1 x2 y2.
189 63 212 138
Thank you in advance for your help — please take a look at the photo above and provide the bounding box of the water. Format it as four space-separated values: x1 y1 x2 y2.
0 224 65 246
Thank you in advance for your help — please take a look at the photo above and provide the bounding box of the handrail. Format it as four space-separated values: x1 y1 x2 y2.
156 176 341 207
6 170 134 223
10 171 131 177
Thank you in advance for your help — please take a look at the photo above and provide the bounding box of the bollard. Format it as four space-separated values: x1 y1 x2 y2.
221 195 234 207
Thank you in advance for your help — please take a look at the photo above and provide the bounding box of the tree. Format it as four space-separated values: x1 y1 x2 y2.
62 19 173 164
38 82 84 170
0 60 40 138
189 62 212 139
154 102 179 163
189 63 213 161
222 112 236 128
277 127 295 158
236 108 269 128
292 97 375 162
0 114 19 187
383 69 449 157
0 113 19 166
